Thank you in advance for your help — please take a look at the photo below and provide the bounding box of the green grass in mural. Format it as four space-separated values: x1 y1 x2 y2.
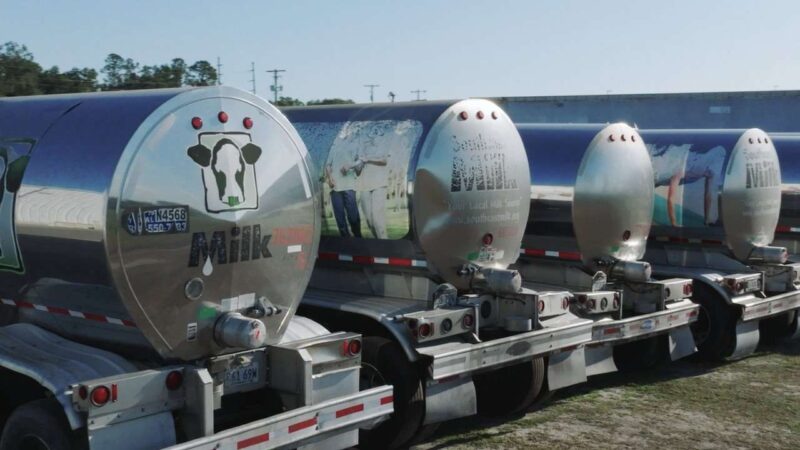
322 205 409 239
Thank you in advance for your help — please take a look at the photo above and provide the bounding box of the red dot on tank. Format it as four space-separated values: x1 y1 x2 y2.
243 117 254 129
191 117 203 129
218 111 229 123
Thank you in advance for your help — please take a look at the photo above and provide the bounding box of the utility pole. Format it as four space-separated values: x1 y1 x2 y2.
249 62 256 94
266 69 286 103
411 89 426 101
364 84 379 103
216 57 223 85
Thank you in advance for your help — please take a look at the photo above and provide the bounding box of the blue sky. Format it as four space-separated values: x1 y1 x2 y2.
2 1 798 102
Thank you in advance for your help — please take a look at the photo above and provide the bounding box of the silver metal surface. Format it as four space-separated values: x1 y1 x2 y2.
518 123 653 269
423 376 476 425
0 87 320 361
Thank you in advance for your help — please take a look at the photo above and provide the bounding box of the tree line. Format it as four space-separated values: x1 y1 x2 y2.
0 41 355 105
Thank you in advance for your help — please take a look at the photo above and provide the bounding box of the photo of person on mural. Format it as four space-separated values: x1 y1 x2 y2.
650 143 726 227
324 134 362 238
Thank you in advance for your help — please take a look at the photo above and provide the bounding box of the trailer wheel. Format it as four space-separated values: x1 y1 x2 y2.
690 287 736 360
358 337 424 450
613 335 667 372
474 357 545 417
0 399 74 450
759 310 797 343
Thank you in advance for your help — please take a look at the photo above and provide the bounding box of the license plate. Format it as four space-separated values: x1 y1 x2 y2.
225 361 260 387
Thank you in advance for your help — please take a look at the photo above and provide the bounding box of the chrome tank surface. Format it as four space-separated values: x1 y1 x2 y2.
518 123 652 268
284 100 530 289
640 129 781 261
0 87 319 361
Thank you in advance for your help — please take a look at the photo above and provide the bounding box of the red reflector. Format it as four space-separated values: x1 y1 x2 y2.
91 386 110 407
491 111 499 120
476 110 485 120
631 134 637 142
191 117 203 130
418 323 433 338
218 111 229 123
687 309 699 318
347 339 362 356
462 314 474 328
288 417 317 433
603 327 621 335
560 251 582 261
237 433 269 449
621 134 627 141
318 252 338 261
458 111 468 120
166 370 183 391
380 395 394 405
243 117 254 129
336 404 365 418
388 257 413 266
482 233 494 245
111 383 118 402
608 134 615 142
353 255 373 265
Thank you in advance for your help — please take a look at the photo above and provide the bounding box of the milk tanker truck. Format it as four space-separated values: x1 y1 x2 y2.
0 87 393 450
636 129 800 360
283 101 597 449
511 124 700 375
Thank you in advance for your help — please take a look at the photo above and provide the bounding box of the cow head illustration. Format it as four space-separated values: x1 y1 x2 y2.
187 133 262 213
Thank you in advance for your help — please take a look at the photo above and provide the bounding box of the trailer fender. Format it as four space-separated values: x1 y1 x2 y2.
0 323 136 430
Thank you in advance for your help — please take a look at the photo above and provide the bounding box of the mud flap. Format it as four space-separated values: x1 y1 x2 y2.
90 411 176 450
584 345 617 376
789 310 800 340
423 376 476 425
729 320 760 360
547 347 587 391
668 325 697 361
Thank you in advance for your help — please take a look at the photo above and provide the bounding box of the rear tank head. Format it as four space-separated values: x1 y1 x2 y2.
572 123 653 269
413 99 530 289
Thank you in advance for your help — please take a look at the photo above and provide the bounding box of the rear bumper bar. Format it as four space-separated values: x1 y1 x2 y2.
590 300 700 344
417 317 594 380
166 386 393 450
737 290 800 322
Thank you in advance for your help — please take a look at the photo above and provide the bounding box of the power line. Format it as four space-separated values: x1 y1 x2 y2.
249 62 256 94
364 84 379 103
411 89 426 101
266 69 286 103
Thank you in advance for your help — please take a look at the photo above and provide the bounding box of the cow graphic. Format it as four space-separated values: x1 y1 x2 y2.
187 132 262 213
0 139 33 273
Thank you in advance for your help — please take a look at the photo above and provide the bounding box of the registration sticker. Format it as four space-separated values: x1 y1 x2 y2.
124 205 189 236
225 361 260 387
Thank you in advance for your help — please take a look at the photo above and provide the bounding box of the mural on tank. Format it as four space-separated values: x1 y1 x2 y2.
295 120 423 239
0 138 34 273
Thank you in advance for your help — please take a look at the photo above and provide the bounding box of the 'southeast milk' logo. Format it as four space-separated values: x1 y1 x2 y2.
187 132 262 213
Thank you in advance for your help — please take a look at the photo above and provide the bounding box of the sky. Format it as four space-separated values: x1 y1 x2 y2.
1 1 799 103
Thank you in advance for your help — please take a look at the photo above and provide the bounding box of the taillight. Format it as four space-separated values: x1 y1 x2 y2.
441 318 453 333
683 283 693 296
418 323 433 338
165 370 183 391
346 339 362 356
78 386 88 400
613 293 620 309
735 281 743 292
578 295 587 304
462 314 475 329
537 299 545 313
600 297 608 310
588 298 597 310
562 297 570 310
91 386 111 407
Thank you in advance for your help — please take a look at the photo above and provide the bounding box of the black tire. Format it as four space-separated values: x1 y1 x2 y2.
0 399 74 450
613 335 668 372
690 285 737 361
474 357 545 417
358 337 424 450
759 311 797 343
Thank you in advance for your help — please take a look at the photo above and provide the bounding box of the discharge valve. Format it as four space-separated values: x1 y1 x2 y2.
214 313 267 349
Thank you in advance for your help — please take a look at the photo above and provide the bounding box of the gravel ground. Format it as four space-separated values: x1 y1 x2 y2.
413 339 800 450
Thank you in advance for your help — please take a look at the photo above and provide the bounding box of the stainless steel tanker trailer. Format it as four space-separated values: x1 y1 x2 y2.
283 101 597 449
511 123 700 376
0 87 392 450
637 129 800 360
